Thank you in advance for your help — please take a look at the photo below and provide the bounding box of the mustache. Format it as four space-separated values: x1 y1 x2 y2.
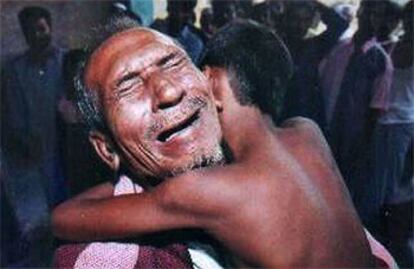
146 96 207 138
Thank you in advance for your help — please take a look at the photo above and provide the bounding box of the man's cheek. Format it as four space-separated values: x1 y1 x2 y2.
180 70 208 87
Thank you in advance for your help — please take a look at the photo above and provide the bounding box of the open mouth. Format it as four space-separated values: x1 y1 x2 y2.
157 110 200 143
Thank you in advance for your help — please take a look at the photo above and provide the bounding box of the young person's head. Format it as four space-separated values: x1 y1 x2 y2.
370 0 402 41
251 1 285 31
75 17 223 186
200 7 214 36
357 0 402 41
167 0 197 35
211 0 238 29
201 20 293 124
18 6 52 51
282 1 318 40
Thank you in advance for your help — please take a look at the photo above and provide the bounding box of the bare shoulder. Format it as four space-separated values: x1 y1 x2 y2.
158 165 245 221
280 117 327 144
279 117 334 164
280 117 324 139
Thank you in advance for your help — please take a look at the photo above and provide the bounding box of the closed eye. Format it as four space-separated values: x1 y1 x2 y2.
116 72 140 88
115 76 143 98
116 86 133 98
158 53 186 69
169 57 185 68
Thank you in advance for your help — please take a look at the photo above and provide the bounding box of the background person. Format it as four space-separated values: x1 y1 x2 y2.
371 1 414 267
318 0 394 239
151 0 205 64
1 6 68 267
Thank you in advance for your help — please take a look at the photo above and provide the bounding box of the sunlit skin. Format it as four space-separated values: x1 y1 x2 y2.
53 29 375 268
85 28 222 185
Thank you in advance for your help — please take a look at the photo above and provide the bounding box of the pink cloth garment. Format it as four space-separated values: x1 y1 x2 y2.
53 175 193 269
365 229 399 269
318 38 355 124
368 41 394 111
53 178 398 268
319 37 394 123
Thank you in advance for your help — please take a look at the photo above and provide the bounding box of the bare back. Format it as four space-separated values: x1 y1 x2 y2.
161 117 375 268
53 117 375 268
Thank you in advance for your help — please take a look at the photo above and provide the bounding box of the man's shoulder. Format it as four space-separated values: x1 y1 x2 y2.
1 52 30 81
8 51 29 68
151 18 168 34
53 46 68 57
360 40 389 63
280 117 323 136
279 117 331 156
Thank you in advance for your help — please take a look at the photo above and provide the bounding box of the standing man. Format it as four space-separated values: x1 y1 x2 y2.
2 6 67 205
372 2 414 267
1 6 67 267
151 0 205 64
319 0 393 236
280 0 349 131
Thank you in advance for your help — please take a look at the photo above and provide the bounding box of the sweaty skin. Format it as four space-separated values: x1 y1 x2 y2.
53 70 374 268
85 28 223 185
53 29 374 267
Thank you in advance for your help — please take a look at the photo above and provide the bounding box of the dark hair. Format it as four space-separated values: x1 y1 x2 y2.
285 0 317 17
74 16 141 133
382 0 403 20
167 0 197 14
404 0 414 13
251 2 267 24
403 0 413 30
201 20 293 122
359 0 402 18
211 0 236 28
18 6 51 36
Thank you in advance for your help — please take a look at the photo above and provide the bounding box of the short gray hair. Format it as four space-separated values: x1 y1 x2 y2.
74 16 141 133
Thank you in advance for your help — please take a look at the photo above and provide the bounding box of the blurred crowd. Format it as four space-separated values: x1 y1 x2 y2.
1 0 413 267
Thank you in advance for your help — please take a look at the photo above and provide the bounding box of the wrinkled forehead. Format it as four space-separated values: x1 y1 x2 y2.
97 28 177 55
85 28 182 90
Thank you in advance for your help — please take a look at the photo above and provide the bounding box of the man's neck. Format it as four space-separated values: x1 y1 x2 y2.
223 107 275 161
28 45 53 62
353 30 374 49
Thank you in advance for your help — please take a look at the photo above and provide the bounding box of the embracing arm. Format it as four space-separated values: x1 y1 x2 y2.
312 1 349 61
52 169 234 242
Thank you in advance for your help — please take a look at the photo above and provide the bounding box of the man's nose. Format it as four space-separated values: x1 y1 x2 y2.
152 76 185 112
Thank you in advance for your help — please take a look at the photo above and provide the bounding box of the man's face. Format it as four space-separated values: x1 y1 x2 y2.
370 2 398 40
25 17 51 50
357 3 374 35
221 2 238 24
285 7 315 39
266 1 285 30
85 29 223 181
201 8 214 34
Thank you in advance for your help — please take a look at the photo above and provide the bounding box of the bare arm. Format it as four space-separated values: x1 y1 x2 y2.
312 1 349 62
52 169 237 242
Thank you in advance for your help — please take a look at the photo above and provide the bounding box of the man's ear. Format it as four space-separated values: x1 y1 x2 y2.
203 66 223 112
89 131 120 171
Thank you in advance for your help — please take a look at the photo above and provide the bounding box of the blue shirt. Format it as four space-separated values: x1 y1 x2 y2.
2 46 66 182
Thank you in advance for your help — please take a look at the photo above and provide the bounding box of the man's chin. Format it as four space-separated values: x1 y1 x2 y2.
127 144 225 186
167 146 225 178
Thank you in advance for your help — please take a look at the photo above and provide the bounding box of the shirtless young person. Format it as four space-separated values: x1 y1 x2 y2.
53 19 376 268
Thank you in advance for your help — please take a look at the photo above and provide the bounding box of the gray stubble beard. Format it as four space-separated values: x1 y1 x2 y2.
170 144 225 177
